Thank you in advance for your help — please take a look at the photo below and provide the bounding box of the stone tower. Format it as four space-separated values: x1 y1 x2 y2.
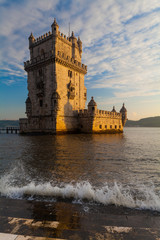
20 18 87 133
19 19 127 134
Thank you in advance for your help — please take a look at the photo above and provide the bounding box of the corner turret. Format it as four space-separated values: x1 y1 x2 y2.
120 103 127 126
70 31 76 41
77 36 82 57
51 18 59 35
70 31 77 59
29 32 35 48
88 97 97 114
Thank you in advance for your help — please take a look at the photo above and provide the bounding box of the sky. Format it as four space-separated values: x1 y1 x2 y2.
0 0 160 120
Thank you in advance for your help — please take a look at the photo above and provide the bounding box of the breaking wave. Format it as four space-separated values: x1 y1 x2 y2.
1 176 160 211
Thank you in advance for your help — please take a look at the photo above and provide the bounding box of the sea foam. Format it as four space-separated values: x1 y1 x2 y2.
1 177 160 211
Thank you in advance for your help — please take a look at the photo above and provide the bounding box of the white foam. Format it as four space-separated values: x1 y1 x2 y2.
1 178 160 211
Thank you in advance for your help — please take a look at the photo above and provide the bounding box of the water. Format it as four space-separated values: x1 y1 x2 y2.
0 127 160 212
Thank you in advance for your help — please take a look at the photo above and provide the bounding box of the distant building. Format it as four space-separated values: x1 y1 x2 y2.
19 19 127 134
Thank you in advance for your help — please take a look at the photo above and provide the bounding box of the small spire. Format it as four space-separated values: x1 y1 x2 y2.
54 18 57 24
52 17 59 27
71 31 74 37
78 36 82 43
69 22 70 37
112 106 116 112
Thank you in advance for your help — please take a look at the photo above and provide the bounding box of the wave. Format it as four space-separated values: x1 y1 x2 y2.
1 179 160 211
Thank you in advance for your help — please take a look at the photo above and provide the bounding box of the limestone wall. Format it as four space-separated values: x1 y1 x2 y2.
78 110 123 133
19 116 56 134
56 115 79 133
27 63 54 117
31 38 53 59
56 62 86 117
56 35 72 59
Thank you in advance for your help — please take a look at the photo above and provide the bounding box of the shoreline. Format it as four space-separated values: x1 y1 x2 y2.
0 197 160 239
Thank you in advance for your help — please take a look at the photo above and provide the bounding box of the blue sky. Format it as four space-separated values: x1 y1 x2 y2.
0 0 160 120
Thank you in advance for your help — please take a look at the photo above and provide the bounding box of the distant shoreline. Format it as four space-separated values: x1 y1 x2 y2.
0 120 19 128
0 116 160 128
125 116 160 127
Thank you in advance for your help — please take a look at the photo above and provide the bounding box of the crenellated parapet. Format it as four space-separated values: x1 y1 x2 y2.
56 51 87 71
78 109 122 119
24 49 87 73
29 31 52 48
96 110 121 118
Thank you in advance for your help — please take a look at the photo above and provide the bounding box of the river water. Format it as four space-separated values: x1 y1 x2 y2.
0 127 160 212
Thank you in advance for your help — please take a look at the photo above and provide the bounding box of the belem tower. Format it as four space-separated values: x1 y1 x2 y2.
19 19 127 134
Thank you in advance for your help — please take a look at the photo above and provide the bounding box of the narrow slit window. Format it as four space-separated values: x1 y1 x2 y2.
40 100 43 107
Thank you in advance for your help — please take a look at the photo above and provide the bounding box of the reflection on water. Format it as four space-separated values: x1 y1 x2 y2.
21 133 126 185
0 128 160 211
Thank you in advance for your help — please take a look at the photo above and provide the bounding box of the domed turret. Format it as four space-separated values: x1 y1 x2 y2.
120 103 127 113
88 97 97 114
120 103 127 126
111 106 116 113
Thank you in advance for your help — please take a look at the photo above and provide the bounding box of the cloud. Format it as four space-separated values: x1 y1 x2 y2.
76 0 160 100
0 0 59 85
0 0 160 107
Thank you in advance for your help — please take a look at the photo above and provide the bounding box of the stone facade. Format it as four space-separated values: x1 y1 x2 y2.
19 19 127 134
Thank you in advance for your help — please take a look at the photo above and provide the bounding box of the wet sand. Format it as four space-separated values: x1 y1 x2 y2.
0 198 160 239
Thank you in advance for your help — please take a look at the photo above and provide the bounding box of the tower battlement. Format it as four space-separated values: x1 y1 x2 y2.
29 19 83 61
29 31 82 47
24 50 87 73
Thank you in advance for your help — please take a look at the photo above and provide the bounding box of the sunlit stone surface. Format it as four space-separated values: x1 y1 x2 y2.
19 19 127 134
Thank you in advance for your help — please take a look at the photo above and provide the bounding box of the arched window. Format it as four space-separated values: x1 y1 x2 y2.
41 49 45 55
